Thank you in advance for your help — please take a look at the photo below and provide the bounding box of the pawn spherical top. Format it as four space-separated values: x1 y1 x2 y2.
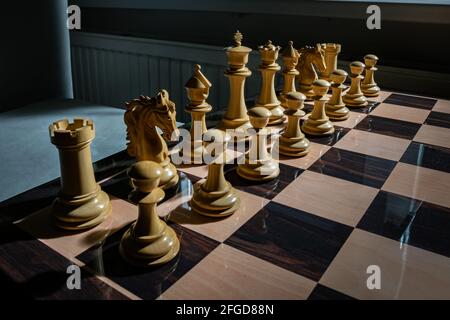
330 69 348 85
285 91 306 111
350 61 365 75
312 79 331 97
128 160 162 193
248 106 272 129
364 54 379 68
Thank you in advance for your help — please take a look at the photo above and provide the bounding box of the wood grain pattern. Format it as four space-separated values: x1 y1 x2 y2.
320 229 450 300
77 223 219 300
308 284 356 300
160 244 316 300
0 225 128 300
414 124 450 149
384 93 437 110
334 129 410 161
308 147 396 188
370 103 430 124
330 111 367 129
278 142 330 170
273 171 378 227
16 197 137 260
432 99 450 114
425 111 450 129
225 201 352 281
400 141 450 174
358 190 450 258
356 115 421 140
382 162 450 208
170 189 269 242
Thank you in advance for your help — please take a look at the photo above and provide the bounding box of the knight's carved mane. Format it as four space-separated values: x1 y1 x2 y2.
296 45 325 83
124 90 176 159
296 46 316 70
296 46 318 82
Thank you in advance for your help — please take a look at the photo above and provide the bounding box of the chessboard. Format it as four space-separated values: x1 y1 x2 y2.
0 89 449 300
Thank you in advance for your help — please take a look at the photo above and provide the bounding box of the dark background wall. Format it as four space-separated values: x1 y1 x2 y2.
0 0 73 112
72 2 450 74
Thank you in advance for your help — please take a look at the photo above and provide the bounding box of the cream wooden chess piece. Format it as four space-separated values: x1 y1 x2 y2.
343 61 368 108
302 80 335 136
190 129 240 218
361 54 380 97
184 64 212 164
320 43 341 81
279 92 310 157
49 118 111 230
296 44 326 100
119 161 180 267
216 31 252 141
237 107 280 181
279 41 300 109
326 69 350 121
124 90 179 190
255 40 284 125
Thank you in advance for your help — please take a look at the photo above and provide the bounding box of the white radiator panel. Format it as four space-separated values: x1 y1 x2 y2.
70 32 268 122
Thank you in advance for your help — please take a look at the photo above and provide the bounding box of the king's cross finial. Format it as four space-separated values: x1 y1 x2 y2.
234 30 243 46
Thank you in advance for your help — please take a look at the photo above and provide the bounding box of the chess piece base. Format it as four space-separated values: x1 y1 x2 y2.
119 224 180 267
190 182 240 218
302 118 335 136
237 161 280 181
191 181 240 218
279 136 310 157
325 103 350 121
343 94 368 108
52 188 111 230
361 84 380 97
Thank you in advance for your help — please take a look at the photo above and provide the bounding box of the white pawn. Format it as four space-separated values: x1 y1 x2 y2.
361 54 380 97
302 80 334 136
237 107 280 181
120 161 180 267
325 69 350 121
279 92 310 157
190 129 240 218
343 61 368 108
